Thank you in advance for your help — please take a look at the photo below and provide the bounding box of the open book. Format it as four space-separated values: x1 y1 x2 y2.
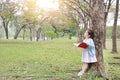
73 42 88 49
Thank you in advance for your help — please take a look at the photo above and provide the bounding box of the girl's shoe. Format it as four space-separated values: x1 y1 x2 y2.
78 71 84 76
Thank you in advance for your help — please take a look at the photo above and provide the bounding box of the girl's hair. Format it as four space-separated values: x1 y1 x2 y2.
87 29 94 39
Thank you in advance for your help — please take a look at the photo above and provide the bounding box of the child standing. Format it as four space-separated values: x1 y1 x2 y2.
75 29 97 76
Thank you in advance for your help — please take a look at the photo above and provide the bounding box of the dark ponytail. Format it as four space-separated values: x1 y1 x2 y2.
88 29 94 39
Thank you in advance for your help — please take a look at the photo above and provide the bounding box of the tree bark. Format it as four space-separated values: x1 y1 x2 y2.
36 27 41 42
23 29 26 40
29 27 32 41
112 0 119 53
14 25 26 39
52 25 59 38
88 0 108 79
103 0 112 49
2 19 9 39
4 25 9 39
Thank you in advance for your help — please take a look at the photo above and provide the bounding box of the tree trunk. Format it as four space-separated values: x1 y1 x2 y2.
29 27 32 41
103 14 107 49
103 0 112 49
14 25 26 39
112 0 119 53
52 25 59 38
23 29 26 40
88 0 108 79
4 26 9 39
2 21 9 39
36 27 41 42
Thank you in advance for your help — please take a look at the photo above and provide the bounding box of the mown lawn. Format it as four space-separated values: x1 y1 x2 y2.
0 38 120 80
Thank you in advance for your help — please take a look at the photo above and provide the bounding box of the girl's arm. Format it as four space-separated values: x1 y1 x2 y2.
73 43 80 47
88 39 95 48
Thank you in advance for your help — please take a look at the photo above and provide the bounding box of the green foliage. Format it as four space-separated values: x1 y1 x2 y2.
42 25 57 38
0 1 19 19
70 27 76 36
80 28 84 35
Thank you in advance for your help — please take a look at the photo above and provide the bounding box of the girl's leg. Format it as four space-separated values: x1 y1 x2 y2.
78 62 88 76
82 62 88 73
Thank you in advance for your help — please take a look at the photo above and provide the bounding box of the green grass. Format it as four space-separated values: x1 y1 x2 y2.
104 39 120 80
0 39 120 80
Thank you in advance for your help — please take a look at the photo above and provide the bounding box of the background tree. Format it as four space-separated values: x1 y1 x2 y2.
36 16 49 41
103 0 112 49
112 0 119 53
12 16 27 39
0 0 19 39
23 0 37 41
46 10 74 39
60 0 89 42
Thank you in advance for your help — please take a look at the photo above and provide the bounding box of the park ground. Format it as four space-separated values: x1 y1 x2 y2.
0 38 120 80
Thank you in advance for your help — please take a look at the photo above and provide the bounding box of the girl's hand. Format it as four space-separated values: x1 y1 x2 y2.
73 43 79 47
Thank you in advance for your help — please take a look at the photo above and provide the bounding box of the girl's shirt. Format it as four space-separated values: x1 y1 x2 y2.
83 38 96 57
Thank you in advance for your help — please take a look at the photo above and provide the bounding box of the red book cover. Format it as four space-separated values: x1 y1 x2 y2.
78 42 88 48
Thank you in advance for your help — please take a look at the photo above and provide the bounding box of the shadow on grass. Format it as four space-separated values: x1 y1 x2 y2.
0 75 81 80
113 57 120 59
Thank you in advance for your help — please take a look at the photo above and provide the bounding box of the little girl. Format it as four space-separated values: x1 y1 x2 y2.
74 29 97 76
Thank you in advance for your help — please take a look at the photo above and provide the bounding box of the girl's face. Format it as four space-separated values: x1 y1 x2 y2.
84 30 90 38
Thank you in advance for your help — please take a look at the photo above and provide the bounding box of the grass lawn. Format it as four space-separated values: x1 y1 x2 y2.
0 38 120 80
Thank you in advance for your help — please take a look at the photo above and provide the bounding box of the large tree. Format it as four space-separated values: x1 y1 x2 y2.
89 0 108 79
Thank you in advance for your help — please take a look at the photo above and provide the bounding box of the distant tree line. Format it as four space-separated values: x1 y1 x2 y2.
0 0 76 41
